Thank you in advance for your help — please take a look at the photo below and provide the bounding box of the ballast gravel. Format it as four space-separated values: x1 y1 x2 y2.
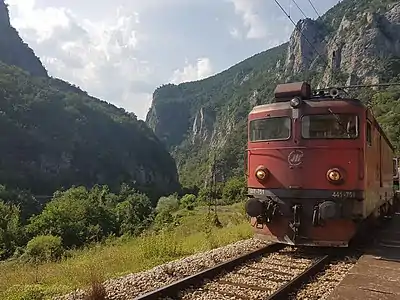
291 257 357 300
54 238 270 300
179 247 316 300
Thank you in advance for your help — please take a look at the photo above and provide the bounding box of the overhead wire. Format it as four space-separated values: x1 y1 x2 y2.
276 0 400 90
307 0 321 18
292 0 307 19
274 0 330 72
317 83 400 90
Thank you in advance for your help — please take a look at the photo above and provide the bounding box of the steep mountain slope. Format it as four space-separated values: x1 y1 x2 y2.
0 1 179 200
0 1 47 77
146 0 400 187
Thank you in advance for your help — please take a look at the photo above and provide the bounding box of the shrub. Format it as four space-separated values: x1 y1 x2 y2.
221 176 246 204
24 235 64 263
155 195 179 214
180 194 196 210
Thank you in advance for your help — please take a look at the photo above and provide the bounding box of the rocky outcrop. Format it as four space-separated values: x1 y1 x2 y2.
285 2 400 87
0 0 48 77
285 18 326 74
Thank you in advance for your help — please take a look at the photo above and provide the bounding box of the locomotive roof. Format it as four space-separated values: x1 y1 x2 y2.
250 97 364 114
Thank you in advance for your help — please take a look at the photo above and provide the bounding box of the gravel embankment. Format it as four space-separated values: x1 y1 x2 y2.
291 257 357 300
179 247 316 300
54 238 270 300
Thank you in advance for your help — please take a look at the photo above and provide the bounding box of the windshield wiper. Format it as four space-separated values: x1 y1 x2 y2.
327 108 350 136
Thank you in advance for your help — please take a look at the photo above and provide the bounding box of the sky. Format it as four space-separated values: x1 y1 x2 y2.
6 0 340 120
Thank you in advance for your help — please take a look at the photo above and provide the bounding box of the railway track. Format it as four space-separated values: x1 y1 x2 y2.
134 243 335 300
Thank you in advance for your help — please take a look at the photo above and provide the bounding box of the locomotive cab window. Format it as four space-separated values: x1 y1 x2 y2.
301 113 358 139
249 117 291 142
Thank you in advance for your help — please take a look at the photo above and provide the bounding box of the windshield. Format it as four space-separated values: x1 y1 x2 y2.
302 114 358 139
249 117 291 142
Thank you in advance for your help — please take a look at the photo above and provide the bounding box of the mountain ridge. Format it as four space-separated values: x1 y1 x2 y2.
146 0 400 188
0 0 180 201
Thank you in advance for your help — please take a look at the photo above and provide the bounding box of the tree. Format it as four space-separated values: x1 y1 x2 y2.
26 186 118 247
115 191 154 236
222 176 246 204
0 201 22 259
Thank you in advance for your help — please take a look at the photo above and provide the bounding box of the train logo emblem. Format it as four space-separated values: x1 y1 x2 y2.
288 150 304 166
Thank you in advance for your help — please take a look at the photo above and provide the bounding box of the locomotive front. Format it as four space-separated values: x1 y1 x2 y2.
245 82 365 247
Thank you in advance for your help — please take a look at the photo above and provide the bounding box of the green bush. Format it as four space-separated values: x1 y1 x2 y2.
155 195 179 214
180 194 196 210
221 176 246 205
24 235 64 263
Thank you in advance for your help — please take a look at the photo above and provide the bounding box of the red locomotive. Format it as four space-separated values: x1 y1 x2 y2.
245 82 395 247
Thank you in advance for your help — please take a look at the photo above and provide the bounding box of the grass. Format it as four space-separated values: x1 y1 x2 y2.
0 202 252 300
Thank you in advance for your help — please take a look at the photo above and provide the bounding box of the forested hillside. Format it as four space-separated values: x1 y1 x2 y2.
0 0 179 200
146 0 400 187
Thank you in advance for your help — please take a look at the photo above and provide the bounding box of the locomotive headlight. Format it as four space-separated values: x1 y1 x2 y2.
290 97 302 108
327 169 342 182
256 169 267 180
255 167 269 181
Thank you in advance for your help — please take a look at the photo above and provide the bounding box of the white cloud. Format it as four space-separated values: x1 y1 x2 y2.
6 0 154 119
5 0 342 120
171 58 214 84
229 27 241 39
228 0 267 39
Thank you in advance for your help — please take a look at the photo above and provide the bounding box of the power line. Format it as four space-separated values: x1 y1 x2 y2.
274 0 329 70
317 83 400 91
292 0 307 19
307 0 321 18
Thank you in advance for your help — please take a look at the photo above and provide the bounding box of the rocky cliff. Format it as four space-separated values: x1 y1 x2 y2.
0 0 179 201
146 0 400 188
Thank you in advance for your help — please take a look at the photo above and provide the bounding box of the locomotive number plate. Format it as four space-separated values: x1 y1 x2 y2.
331 191 356 198
248 188 268 195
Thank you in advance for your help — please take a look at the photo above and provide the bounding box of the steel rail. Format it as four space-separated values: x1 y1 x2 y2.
267 254 332 299
134 243 285 300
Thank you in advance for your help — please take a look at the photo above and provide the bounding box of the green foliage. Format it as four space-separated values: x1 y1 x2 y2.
24 235 64 263
180 194 196 210
26 185 154 249
0 185 40 224
369 87 400 153
27 186 114 247
153 194 180 230
155 195 179 214
221 176 246 205
0 61 179 200
115 189 154 236
0 200 22 259
17 285 45 300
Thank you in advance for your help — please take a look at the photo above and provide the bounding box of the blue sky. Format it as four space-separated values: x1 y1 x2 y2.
6 0 340 119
